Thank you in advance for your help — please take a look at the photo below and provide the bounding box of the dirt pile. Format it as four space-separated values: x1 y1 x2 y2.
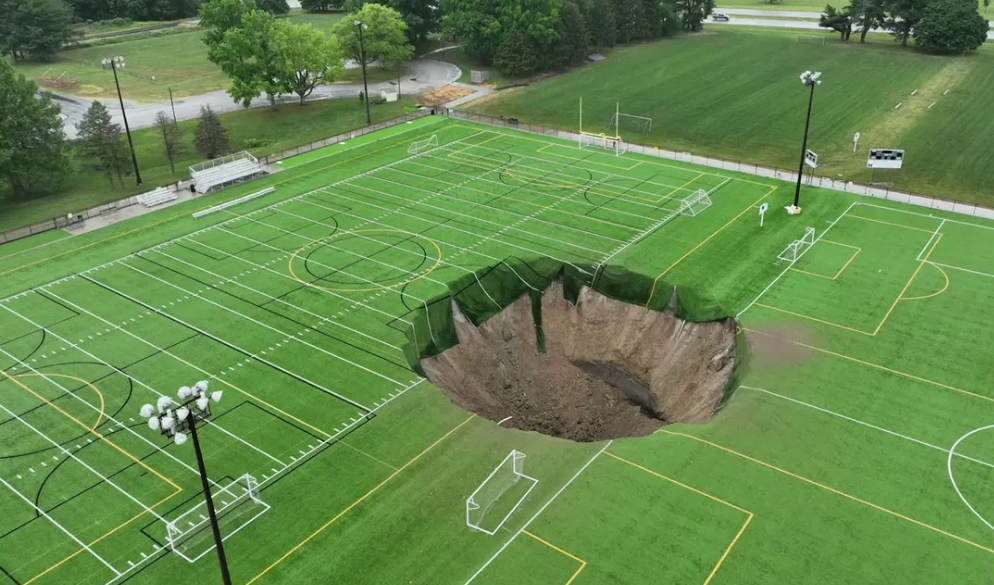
421 282 737 442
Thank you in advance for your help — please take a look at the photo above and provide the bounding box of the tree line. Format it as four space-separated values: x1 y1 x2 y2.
820 0 988 53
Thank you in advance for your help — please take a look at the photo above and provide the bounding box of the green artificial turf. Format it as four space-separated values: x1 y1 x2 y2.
1 117 992 585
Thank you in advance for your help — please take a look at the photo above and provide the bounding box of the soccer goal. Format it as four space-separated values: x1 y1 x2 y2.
466 450 539 535
679 189 712 217
579 133 627 156
408 134 439 155
609 113 653 135
166 474 270 562
777 227 816 264
796 34 827 46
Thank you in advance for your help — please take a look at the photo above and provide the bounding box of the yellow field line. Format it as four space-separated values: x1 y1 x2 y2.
604 452 753 585
872 234 942 335
846 215 938 233
741 327 994 404
753 303 874 335
0 369 179 490
789 244 862 281
645 188 775 307
522 530 588 585
246 414 476 585
902 262 950 301
656 429 994 554
12 373 105 431
664 172 706 201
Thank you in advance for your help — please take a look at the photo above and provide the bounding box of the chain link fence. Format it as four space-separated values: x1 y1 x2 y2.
0 110 431 246
443 109 994 222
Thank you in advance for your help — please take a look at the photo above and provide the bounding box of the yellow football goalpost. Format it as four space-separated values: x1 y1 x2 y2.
578 98 626 156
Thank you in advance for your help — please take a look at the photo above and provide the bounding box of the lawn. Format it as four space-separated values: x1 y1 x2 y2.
12 10 399 103
467 28 994 205
0 97 417 233
0 116 992 585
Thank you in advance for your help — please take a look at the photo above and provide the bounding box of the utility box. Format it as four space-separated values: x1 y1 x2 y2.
471 70 490 84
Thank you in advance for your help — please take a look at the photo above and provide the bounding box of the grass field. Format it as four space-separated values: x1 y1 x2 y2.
11 11 403 103
0 98 416 234
1 116 993 585
468 29 994 205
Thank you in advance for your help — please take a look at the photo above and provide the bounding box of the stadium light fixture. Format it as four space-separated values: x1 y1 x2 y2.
100 56 143 187
140 381 231 585
354 20 372 126
789 70 822 215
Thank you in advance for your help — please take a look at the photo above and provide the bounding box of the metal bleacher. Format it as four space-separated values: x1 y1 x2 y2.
189 152 267 194
137 186 178 208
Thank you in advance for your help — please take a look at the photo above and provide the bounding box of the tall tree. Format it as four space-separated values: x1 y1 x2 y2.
819 4 853 39
494 27 539 76
557 0 588 65
442 0 504 61
300 0 343 9
674 0 714 31
587 0 617 47
332 4 414 68
0 0 76 61
848 0 885 42
154 111 181 172
0 59 68 200
194 106 229 159
915 0 988 53
273 20 345 104
614 0 645 43
883 0 926 46
76 101 132 188
200 0 255 59
385 0 441 46
213 9 286 107
255 0 289 13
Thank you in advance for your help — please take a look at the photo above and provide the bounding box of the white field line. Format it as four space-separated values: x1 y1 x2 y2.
464 441 612 585
240 208 505 310
593 177 734 281
856 202 994 233
917 219 947 261
948 425 994 534
1 298 285 467
454 125 730 181
735 201 859 319
0 359 171 523
80 270 390 412
300 196 562 290
442 136 727 191
147 246 404 355
427 149 691 214
0 473 122 575
742 385 994 470
0 130 489 307
180 503 271 564
929 262 994 279
358 173 626 254
117 261 411 391
322 182 605 273
399 158 654 230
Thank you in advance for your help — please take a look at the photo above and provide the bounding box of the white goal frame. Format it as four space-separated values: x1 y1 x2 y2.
166 474 270 563
679 189 712 217
579 132 627 156
408 134 439 155
465 450 539 536
609 113 653 135
777 226 816 264
796 34 827 46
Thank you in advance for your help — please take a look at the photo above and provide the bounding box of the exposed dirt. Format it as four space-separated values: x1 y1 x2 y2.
421 282 737 442
416 86 473 106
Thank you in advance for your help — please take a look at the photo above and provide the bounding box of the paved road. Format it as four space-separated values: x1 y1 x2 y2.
55 58 461 138
710 17 994 38
720 8 819 18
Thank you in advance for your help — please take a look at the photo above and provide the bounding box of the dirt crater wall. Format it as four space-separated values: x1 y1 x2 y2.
421 281 737 442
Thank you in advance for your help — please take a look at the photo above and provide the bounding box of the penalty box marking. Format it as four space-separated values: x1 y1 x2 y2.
788 240 862 281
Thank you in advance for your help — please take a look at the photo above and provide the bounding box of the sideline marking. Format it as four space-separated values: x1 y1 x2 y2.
604 452 753 585
645 188 775 307
522 530 587 585
246 414 475 585
788 240 861 281
656 429 994 554
902 262 950 302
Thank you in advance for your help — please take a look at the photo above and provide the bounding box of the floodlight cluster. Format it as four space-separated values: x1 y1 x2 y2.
800 70 822 86
139 381 223 445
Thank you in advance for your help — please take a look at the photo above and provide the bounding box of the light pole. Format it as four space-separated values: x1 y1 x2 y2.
101 56 143 187
140 382 230 585
789 70 821 215
354 20 371 126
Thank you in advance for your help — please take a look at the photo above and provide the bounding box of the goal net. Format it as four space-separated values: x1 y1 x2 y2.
408 134 439 155
466 450 538 535
608 113 653 135
679 189 712 217
579 133 627 156
777 227 816 264
166 474 270 562
796 35 827 46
